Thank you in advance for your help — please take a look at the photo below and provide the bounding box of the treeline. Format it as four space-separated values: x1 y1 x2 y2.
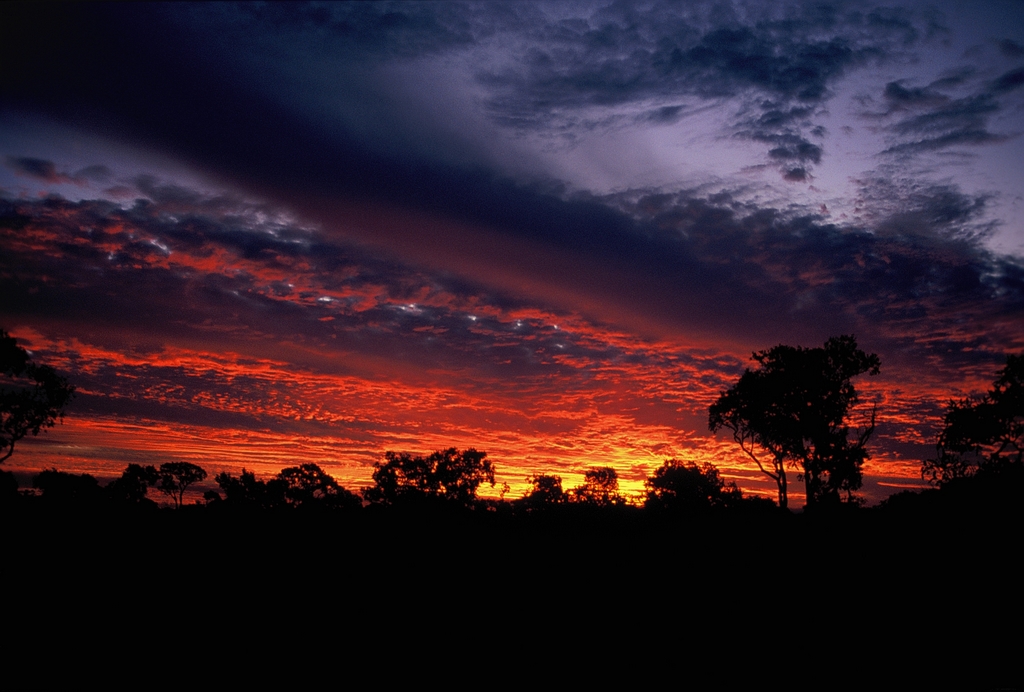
3 329 1021 519
0 452 778 517
5 446 1022 520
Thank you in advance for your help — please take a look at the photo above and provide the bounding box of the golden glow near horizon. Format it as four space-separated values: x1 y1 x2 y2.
0 194 999 506
4 1 1023 506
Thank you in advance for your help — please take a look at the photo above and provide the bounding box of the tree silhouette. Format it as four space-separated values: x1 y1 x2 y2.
156 462 208 509
278 463 361 510
213 468 287 509
1 330 75 464
105 464 159 505
0 469 17 501
518 473 567 509
33 468 102 506
364 448 494 508
709 335 880 510
644 459 742 513
924 354 1023 485
570 466 625 506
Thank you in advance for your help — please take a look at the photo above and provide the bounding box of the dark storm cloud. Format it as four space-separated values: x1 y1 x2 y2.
879 66 1024 156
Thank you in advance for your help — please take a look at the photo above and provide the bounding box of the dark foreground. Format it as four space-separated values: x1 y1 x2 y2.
3 498 1019 690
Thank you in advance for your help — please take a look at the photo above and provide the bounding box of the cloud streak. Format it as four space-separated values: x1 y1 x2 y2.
2 1 1023 503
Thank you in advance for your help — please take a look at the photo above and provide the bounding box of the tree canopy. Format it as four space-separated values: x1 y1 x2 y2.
570 466 625 506
364 448 494 508
213 468 288 510
644 459 742 514
278 463 361 511
924 354 1023 485
156 462 208 509
105 464 159 505
708 335 880 510
33 468 102 505
1 330 75 464
518 473 567 509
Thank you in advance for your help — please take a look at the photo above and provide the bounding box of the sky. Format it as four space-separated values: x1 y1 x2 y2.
2 1 1023 505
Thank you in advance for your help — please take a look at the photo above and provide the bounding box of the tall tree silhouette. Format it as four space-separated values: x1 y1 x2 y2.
924 354 1023 485
709 335 879 510
156 462 207 509
1 330 75 464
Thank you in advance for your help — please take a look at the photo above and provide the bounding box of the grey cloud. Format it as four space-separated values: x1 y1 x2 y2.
880 65 1024 157
5 156 71 183
891 94 998 136
763 134 823 164
472 2 927 178
734 104 824 178
754 105 815 129
998 38 1024 58
607 179 1022 368
991 67 1024 94
5 157 112 186
638 105 687 124
861 180 997 242
883 128 1007 155
478 5 896 115
5 165 1023 395
229 1 507 61
0 192 614 382
74 165 112 182
882 80 948 109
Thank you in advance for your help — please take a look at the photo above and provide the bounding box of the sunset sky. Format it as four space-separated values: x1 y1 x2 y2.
2 1 1023 505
